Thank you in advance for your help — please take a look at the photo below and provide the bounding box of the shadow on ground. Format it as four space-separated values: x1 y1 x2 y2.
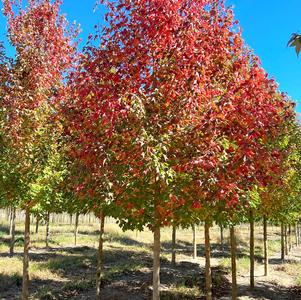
237 281 301 300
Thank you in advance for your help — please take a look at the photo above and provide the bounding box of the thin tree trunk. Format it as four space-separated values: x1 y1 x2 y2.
263 216 268 276
69 214 73 225
193 225 197 259
288 225 292 252
153 227 161 300
22 207 30 300
249 209 255 289
220 224 224 253
74 212 79 246
230 226 237 300
35 215 39 234
45 212 50 248
9 207 14 236
297 222 301 245
281 222 285 260
204 221 212 300
171 225 176 266
9 207 16 256
284 225 288 255
295 223 298 247
96 213 105 298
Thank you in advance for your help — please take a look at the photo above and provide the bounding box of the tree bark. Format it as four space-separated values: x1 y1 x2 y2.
45 212 50 248
74 212 79 246
9 207 16 256
9 207 14 236
230 226 237 300
193 225 197 259
22 207 30 300
69 214 73 225
281 222 285 260
153 227 161 300
35 215 40 234
297 222 301 245
295 223 298 247
284 225 288 256
220 224 224 253
288 225 292 252
204 221 212 300
263 216 268 276
249 209 255 289
171 225 176 266
96 213 105 299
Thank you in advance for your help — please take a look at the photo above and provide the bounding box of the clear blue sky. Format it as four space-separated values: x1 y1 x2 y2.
1 0 300 112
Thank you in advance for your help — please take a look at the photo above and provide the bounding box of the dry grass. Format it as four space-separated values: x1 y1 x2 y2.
0 218 294 299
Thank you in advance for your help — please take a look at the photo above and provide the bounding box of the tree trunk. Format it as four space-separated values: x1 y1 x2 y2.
171 225 176 266
204 221 212 300
45 212 50 248
281 222 285 260
220 225 224 253
249 209 255 289
153 227 161 300
9 207 16 256
193 225 197 259
230 226 237 300
22 207 30 300
74 212 79 246
284 225 288 256
96 213 105 299
263 216 268 276
69 214 73 225
9 207 14 236
35 216 40 234
288 225 292 252
295 223 298 247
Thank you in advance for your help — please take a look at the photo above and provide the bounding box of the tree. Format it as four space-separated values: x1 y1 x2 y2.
288 33 301 56
65 0 256 298
2 1 77 298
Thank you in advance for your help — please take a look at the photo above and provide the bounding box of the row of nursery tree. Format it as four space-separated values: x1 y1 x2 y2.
0 0 300 299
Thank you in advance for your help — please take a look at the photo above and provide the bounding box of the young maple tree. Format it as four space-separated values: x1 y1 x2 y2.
2 0 77 298
164 2 295 296
63 0 288 298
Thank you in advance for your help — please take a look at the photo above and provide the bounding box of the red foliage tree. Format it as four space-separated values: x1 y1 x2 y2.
63 0 294 298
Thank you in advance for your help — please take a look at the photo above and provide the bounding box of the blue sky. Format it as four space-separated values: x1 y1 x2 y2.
1 0 301 112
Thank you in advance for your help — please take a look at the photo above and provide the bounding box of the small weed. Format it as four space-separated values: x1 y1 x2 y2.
63 279 94 292
161 281 202 300
36 286 57 300
220 256 252 274
41 255 91 273
296 273 301 286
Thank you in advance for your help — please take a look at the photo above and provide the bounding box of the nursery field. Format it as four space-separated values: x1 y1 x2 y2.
1 216 301 300
1 0 301 299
